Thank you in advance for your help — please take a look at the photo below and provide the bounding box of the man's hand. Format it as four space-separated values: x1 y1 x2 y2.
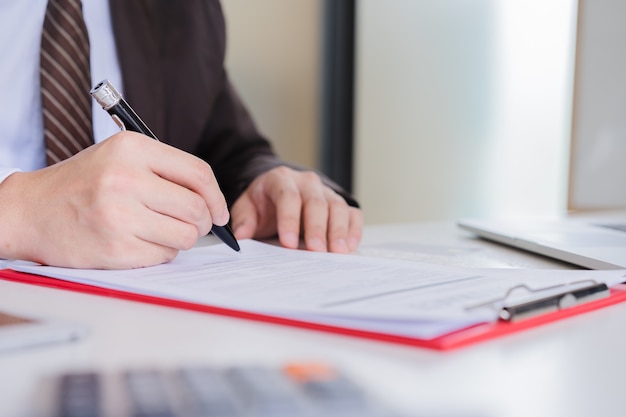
0 132 229 269
231 166 363 253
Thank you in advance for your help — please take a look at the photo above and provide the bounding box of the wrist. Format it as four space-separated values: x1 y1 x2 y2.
0 172 35 262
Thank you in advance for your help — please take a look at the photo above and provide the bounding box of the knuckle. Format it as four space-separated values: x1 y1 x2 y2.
106 131 143 153
328 197 347 212
273 165 294 177
301 170 322 184
307 196 328 210
177 225 199 250
285 215 301 227
187 195 208 221
191 157 215 184
277 186 300 201
160 248 179 264
198 212 213 236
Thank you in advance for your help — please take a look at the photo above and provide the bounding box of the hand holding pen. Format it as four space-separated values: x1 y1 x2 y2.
90 79 240 252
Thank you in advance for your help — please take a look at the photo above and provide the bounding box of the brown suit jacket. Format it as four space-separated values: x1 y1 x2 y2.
108 0 357 208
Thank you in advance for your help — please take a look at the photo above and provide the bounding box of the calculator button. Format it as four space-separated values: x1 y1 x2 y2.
58 372 102 417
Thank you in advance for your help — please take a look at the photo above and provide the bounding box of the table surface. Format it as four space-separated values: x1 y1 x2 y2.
2 221 626 417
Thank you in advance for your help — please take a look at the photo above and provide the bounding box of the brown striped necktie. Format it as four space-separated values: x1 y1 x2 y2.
40 0 94 166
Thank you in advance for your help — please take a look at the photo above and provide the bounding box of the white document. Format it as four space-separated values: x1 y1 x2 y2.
5 240 626 339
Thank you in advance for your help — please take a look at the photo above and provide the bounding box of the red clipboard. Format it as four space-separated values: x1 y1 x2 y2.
3 269 626 351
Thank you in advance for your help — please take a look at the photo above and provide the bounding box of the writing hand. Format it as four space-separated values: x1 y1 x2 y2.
0 132 229 269
231 166 363 253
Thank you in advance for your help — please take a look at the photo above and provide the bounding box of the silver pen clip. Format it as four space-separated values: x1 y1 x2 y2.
465 279 610 322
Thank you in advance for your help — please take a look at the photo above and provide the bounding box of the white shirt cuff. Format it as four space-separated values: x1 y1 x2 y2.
0 168 22 184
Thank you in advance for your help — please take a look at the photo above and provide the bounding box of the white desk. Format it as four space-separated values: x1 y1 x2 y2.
2 222 626 417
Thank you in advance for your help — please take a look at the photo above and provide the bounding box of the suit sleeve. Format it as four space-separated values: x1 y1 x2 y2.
193 72 359 209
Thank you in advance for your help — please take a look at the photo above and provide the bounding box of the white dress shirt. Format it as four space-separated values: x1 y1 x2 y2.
0 0 123 183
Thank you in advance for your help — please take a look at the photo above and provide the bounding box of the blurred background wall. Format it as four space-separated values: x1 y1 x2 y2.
221 0 322 170
354 0 577 224
222 1 622 226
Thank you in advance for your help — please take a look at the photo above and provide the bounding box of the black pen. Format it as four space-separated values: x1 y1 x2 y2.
90 79 240 252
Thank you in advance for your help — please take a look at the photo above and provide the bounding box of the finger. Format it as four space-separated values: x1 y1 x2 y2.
299 177 330 252
82 202 183 268
101 237 180 269
231 194 259 240
128 135 229 225
135 210 202 251
138 173 213 237
267 170 302 249
326 191 351 254
154 152 228 225
99 198 202 252
347 207 364 252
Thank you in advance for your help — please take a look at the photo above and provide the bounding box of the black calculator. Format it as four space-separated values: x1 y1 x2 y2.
53 362 403 417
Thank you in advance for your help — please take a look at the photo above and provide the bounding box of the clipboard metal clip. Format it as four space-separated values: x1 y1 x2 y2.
465 279 611 322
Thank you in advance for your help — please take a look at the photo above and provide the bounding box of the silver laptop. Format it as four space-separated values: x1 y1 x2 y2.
458 216 626 269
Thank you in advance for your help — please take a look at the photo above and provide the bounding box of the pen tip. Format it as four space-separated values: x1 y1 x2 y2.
210 225 240 252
